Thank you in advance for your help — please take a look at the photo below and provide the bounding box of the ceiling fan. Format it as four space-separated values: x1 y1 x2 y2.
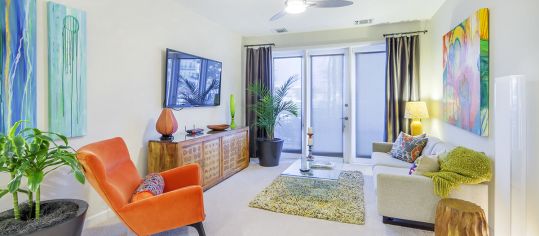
270 0 354 21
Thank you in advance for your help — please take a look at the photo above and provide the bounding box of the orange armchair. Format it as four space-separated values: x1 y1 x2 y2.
77 137 206 236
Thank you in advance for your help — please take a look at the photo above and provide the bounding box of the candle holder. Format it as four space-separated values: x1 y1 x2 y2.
307 132 314 162
300 154 311 172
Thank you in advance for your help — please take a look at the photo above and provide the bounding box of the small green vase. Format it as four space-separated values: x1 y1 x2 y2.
230 94 237 129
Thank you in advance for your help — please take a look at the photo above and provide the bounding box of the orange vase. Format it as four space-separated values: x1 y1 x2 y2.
156 108 178 141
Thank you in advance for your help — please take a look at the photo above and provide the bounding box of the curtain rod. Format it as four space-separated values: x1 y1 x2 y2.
244 43 276 48
383 30 428 37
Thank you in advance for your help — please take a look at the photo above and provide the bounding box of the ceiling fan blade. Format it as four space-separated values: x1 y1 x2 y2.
270 10 287 21
309 0 354 8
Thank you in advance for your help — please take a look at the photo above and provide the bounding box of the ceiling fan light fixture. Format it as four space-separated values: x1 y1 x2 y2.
285 0 307 14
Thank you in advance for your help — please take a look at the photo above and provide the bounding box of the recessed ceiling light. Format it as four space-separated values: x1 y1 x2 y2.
355 19 374 25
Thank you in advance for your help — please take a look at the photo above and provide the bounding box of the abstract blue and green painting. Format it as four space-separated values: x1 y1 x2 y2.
0 0 37 134
48 2 87 137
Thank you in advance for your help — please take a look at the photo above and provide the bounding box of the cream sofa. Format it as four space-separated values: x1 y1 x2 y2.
372 136 489 228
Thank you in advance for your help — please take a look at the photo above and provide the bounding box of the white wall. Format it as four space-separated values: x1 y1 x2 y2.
421 0 539 154
420 0 539 232
243 21 427 49
0 0 242 219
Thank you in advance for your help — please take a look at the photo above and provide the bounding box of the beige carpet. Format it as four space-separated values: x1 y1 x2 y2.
249 171 365 225
82 155 434 236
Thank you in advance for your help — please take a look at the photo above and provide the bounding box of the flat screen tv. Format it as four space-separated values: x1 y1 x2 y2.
164 48 222 108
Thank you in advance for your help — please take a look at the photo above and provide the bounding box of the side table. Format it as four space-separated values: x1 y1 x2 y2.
435 198 489 236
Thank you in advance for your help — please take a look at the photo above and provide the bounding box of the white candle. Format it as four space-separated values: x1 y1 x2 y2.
307 127 313 134
308 138 313 145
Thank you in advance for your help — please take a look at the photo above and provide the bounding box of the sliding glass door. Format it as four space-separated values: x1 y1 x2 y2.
355 50 386 157
311 54 345 156
273 56 303 153
271 44 386 162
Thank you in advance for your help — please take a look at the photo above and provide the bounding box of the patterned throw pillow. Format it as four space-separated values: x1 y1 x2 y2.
131 173 164 202
390 132 428 163
131 191 154 202
409 162 418 175
409 155 440 175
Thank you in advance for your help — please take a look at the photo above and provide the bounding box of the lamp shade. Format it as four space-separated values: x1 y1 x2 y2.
404 101 429 119
156 108 178 139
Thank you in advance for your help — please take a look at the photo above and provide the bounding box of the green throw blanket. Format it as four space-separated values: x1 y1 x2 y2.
423 146 492 197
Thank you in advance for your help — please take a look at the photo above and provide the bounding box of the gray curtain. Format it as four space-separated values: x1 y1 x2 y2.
384 35 420 142
245 46 273 158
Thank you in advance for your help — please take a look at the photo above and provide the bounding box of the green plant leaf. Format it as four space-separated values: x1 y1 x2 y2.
27 171 44 193
7 173 22 193
53 133 68 145
73 168 85 184
12 136 26 157
32 128 42 135
0 189 8 198
58 154 85 183
8 121 25 137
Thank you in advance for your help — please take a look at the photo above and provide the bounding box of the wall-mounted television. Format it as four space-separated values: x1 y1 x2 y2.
164 48 222 108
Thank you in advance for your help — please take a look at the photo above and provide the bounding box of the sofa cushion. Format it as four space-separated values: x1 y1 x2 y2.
430 142 456 156
390 132 428 163
421 137 455 156
421 137 442 156
409 155 440 176
372 152 411 169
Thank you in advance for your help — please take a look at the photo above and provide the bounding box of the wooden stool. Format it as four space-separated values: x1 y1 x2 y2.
435 198 489 236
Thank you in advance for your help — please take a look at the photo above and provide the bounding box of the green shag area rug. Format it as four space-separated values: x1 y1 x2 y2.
249 171 365 225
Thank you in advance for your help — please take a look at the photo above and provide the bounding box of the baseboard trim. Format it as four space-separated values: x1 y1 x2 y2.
84 209 115 228
382 216 435 231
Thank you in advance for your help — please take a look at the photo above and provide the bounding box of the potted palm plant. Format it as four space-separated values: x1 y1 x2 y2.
248 76 299 167
0 121 87 236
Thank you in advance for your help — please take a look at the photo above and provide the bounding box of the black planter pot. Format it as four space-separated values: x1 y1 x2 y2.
257 138 284 167
2 199 88 236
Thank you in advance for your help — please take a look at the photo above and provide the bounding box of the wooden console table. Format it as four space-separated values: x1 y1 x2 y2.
148 127 249 190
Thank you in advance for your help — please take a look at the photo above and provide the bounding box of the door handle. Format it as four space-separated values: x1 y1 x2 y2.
341 117 349 121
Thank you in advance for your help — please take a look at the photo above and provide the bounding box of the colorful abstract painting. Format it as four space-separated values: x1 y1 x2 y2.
48 2 87 137
442 8 489 136
0 0 37 134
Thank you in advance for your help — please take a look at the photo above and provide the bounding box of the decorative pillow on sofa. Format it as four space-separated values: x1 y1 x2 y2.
409 155 440 175
390 132 428 163
131 173 164 202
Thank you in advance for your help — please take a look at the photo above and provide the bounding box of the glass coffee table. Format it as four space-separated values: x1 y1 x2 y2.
281 157 344 181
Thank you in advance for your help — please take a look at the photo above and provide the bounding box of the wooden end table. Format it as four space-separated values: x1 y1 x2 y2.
435 198 489 236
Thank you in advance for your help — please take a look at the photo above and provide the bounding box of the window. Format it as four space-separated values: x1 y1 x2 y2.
355 51 386 157
273 57 303 153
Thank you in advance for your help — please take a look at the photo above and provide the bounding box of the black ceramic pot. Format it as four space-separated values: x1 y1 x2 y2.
257 138 284 167
6 199 88 236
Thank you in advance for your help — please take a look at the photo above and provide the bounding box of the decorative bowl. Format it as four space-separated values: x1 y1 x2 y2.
207 124 230 131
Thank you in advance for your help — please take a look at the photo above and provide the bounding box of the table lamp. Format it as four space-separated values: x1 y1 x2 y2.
156 108 178 141
404 101 429 136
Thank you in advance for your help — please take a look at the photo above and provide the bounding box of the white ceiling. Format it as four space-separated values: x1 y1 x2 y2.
176 0 446 36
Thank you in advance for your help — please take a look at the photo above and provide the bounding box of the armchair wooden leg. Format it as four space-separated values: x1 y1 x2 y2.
189 222 206 236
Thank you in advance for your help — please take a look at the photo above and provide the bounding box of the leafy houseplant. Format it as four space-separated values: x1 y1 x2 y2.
0 121 87 235
248 76 299 167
